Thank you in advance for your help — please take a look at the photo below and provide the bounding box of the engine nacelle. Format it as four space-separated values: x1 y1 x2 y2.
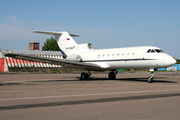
76 43 93 50
66 54 82 62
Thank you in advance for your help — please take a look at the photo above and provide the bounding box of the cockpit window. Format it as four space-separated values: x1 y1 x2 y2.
155 49 161 53
147 49 164 53
147 49 151 53
160 49 164 53
151 49 155 53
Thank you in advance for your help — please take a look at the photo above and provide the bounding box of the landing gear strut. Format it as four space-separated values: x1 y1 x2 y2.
147 69 154 83
108 69 118 80
80 71 91 80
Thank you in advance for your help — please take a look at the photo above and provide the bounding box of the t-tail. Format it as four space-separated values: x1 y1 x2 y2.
34 30 93 60
34 31 79 53
34 30 93 51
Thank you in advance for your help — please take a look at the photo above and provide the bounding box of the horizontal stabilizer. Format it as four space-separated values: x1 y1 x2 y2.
34 30 79 37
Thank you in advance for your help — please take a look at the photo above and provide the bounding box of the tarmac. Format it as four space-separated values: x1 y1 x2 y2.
0 72 180 120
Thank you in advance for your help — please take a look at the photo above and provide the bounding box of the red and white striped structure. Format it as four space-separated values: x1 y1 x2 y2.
0 49 63 72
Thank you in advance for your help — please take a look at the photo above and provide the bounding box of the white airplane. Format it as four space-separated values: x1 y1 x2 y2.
5 31 176 83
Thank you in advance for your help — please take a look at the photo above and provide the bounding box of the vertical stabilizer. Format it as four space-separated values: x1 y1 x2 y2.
55 31 78 52
34 31 79 54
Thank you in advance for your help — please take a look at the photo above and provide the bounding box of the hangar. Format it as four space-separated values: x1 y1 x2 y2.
0 49 63 72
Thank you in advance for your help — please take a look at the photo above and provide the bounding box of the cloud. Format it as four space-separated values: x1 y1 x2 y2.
3 15 17 21
33 20 40 24
0 24 31 41
0 15 53 50
0 16 30 41
0 16 47 43
46 12 51 14
7 15 17 19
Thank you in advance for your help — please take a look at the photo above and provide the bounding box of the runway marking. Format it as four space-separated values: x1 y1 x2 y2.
1 89 180 101
1 93 180 110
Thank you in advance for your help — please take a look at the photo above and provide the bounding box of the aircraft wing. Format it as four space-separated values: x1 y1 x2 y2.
5 53 101 71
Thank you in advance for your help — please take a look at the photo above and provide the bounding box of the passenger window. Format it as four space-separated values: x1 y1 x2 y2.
117 53 120 56
107 54 109 57
98 54 100 57
122 53 125 56
127 53 130 56
102 54 105 57
147 49 151 53
112 54 114 57
132 53 135 56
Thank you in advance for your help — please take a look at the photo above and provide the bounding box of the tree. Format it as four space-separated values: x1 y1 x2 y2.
42 36 61 51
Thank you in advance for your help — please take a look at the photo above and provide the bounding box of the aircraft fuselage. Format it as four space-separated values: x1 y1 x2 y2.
69 46 176 70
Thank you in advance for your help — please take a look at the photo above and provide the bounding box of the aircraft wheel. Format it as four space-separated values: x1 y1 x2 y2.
80 72 89 80
108 72 116 80
147 77 153 83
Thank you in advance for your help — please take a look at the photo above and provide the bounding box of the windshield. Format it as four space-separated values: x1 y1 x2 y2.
147 49 164 53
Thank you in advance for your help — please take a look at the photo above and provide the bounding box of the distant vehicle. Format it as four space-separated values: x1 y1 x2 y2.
5 30 176 83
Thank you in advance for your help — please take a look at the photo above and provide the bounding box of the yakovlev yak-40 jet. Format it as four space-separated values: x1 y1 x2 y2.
5 31 176 83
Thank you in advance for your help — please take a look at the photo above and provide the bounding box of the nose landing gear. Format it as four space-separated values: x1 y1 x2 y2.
147 69 154 83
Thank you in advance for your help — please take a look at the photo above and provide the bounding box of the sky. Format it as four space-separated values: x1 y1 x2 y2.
0 0 180 58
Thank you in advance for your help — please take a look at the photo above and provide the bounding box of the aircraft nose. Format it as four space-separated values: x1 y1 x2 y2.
164 55 176 67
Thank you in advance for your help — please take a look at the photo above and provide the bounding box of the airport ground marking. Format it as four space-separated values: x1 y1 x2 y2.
1 89 180 101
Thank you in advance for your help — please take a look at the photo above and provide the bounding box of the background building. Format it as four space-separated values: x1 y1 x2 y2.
29 41 39 50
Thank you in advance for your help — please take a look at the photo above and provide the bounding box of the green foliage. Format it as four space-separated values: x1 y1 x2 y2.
176 59 180 64
42 36 61 51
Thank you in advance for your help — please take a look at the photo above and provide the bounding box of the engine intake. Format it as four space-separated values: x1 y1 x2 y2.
76 43 93 50
66 54 82 62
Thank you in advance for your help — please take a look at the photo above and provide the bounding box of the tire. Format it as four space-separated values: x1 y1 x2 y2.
80 72 88 80
108 72 116 80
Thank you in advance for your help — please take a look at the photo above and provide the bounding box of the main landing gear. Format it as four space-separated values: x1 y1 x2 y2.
80 70 118 80
80 69 154 83
147 69 154 83
108 69 118 80
80 71 91 80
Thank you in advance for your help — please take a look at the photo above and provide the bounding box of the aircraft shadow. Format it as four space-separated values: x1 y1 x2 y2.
30 79 80 82
87 77 178 83
27 77 177 83
1 83 20 86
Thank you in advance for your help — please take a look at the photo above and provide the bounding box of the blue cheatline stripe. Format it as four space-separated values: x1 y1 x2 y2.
82 58 156 62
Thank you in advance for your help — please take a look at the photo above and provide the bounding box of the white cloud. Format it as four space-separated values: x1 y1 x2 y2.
0 24 31 41
33 20 40 24
46 12 51 14
0 16 48 43
7 15 17 19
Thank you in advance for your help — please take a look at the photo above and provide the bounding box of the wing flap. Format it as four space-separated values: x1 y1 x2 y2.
5 53 101 71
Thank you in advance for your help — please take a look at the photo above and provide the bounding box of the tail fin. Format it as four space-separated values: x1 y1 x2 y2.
34 31 79 53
